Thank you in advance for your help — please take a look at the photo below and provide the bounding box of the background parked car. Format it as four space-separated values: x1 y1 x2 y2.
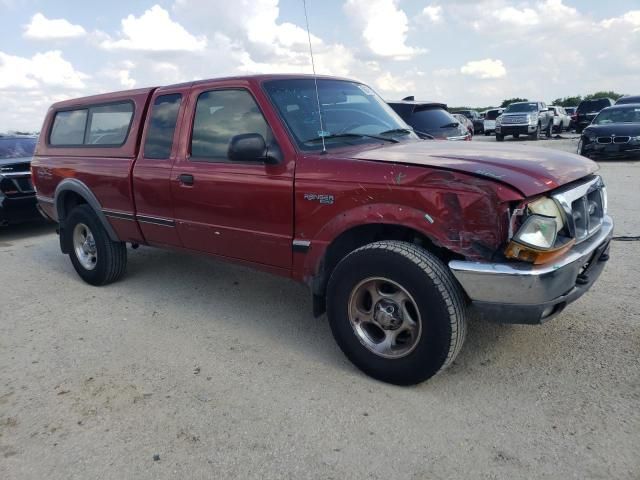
388 101 471 140
495 101 554 141
578 104 640 160
452 114 474 137
454 110 484 134
615 95 640 105
576 98 615 133
483 108 504 135
0 134 40 226
565 106 577 130
549 106 571 133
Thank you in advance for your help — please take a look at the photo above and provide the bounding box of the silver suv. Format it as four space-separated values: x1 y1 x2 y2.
495 101 554 141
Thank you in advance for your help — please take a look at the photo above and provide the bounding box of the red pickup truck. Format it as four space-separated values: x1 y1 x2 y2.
32 74 613 385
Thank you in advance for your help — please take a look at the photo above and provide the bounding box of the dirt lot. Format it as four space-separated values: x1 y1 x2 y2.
1 139 639 479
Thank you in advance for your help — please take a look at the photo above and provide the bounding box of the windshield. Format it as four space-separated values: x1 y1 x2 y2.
263 79 414 150
593 107 640 125
505 103 537 113
0 137 37 159
616 96 640 105
578 99 611 113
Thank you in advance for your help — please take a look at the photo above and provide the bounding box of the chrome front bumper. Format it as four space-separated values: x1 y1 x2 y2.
449 216 614 324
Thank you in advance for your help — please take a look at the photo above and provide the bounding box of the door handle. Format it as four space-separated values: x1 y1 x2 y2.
178 174 194 186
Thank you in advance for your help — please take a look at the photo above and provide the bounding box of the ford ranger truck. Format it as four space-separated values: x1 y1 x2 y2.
496 101 554 141
32 75 613 385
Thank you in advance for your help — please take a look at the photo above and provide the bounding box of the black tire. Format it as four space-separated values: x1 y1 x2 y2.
64 205 127 286
326 241 466 385
576 126 583 134
530 124 541 140
513 133 520 139
545 120 553 138
496 133 504 142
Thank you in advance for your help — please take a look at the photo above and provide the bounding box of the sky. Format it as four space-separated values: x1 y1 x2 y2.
1 0 639 131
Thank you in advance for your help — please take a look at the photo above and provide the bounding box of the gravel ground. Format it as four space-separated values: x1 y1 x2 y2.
1 140 638 479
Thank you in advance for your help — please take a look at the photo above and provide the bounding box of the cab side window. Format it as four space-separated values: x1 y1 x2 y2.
191 89 269 161
143 94 182 159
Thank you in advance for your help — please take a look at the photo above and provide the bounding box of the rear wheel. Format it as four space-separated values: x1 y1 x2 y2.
546 119 553 138
65 205 127 286
513 133 520 139
326 241 467 385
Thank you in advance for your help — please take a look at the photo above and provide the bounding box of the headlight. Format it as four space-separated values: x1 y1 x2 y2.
495 117 502 126
505 198 573 264
527 197 564 231
513 215 557 250
588 135 597 142
528 114 538 125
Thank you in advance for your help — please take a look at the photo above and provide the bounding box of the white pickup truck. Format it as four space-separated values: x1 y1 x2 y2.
496 101 554 141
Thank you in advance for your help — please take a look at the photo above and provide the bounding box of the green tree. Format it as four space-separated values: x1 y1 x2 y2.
583 91 624 101
500 97 528 108
550 96 582 107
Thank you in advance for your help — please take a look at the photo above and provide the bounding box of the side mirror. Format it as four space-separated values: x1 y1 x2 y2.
228 133 267 162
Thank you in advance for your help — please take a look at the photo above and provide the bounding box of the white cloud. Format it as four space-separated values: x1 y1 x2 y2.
460 58 506 79
375 72 415 94
23 13 86 40
101 5 206 51
344 0 425 60
493 7 539 26
601 10 640 32
421 5 443 24
0 50 89 89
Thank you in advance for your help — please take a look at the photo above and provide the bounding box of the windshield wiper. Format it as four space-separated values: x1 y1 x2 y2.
303 133 399 144
412 129 435 140
378 128 414 137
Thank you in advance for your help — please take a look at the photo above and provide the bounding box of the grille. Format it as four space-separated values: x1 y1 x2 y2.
0 162 30 173
501 115 528 125
597 136 630 144
553 177 605 244
0 175 34 196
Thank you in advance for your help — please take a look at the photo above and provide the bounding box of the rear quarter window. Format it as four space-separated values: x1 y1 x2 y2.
49 101 134 147
50 109 88 145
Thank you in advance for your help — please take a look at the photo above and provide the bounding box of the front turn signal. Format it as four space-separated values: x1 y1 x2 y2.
505 238 576 265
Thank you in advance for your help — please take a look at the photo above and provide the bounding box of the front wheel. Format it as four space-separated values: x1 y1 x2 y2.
496 133 504 142
65 205 127 286
530 124 541 140
327 241 467 385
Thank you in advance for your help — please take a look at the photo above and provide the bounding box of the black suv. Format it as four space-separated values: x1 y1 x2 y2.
576 98 615 133
388 101 471 140
0 135 40 226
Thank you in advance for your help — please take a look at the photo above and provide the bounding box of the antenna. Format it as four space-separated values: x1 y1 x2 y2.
303 0 326 154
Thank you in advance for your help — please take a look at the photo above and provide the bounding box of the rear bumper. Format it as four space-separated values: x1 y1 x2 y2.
449 216 614 324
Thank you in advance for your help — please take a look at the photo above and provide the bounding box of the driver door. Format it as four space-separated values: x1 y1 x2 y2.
171 84 295 270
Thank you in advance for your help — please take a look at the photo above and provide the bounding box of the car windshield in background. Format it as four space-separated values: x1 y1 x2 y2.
408 108 459 131
0 137 37 159
578 99 611 113
616 96 640 105
263 79 413 150
486 110 501 120
505 103 537 113
594 107 640 125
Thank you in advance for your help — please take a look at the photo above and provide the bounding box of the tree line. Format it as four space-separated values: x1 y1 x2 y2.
452 91 626 112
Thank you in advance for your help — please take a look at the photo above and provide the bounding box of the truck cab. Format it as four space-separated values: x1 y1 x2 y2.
32 75 613 385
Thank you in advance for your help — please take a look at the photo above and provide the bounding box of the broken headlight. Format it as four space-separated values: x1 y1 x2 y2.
505 197 573 264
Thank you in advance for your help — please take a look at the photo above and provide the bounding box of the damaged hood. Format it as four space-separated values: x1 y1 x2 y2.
349 140 598 197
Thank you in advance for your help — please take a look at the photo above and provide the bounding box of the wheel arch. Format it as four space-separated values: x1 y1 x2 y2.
54 179 120 243
305 207 465 316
